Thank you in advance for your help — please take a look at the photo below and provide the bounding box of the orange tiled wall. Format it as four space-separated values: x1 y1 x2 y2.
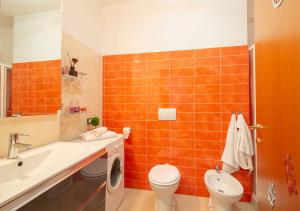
11 60 61 116
103 46 252 201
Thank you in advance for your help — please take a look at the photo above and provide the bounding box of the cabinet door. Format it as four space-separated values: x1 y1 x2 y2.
18 156 107 211
255 0 300 210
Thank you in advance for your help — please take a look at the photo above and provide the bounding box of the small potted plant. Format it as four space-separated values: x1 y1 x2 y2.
91 117 100 129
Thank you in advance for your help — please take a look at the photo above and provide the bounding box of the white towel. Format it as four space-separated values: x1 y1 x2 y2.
235 114 254 172
79 127 108 141
221 114 240 173
94 131 118 141
94 127 108 134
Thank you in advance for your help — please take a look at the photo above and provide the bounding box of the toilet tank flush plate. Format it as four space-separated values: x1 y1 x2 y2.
158 108 176 120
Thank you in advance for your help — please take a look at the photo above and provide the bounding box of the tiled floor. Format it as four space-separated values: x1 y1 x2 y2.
118 188 256 211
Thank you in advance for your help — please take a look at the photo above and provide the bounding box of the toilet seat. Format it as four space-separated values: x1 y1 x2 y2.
149 164 180 186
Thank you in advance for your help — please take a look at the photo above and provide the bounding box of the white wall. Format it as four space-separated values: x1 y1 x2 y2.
63 0 247 55
63 0 104 54
0 16 13 64
13 10 62 63
60 33 102 141
247 0 255 46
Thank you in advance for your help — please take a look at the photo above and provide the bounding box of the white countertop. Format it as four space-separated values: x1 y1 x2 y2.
0 135 123 208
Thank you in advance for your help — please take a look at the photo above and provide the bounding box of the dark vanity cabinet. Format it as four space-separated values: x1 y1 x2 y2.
18 154 107 211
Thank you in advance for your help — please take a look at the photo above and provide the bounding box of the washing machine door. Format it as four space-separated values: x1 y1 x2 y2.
107 153 122 194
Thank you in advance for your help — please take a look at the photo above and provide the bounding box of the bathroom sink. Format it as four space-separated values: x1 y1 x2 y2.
0 149 52 185
0 136 122 209
0 142 82 186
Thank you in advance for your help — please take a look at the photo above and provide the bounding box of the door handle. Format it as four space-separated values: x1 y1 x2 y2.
250 124 266 130
250 124 265 143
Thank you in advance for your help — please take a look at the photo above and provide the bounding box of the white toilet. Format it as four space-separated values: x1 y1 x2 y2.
204 169 244 211
148 164 181 211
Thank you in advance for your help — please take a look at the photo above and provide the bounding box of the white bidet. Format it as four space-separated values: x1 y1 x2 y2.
204 169 244 211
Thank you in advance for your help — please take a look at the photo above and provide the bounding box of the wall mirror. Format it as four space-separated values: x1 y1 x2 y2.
0 0 62 118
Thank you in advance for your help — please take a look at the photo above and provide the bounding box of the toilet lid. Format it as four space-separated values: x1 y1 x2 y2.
149 164 180 185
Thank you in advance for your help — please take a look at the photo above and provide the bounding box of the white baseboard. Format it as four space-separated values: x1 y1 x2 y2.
251 193 258 210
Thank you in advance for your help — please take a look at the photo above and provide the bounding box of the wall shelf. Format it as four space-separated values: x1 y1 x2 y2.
61 74 83 82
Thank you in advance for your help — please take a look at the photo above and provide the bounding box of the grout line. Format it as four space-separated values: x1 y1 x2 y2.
168 51 171 165
43 62 46 113
26 64 29 114
193 50 197 194
124 58 126 133
145 54 148 169
219 48 223 154
104 55 248 64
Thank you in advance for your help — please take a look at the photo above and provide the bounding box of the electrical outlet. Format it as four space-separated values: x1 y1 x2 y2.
87 118 93 125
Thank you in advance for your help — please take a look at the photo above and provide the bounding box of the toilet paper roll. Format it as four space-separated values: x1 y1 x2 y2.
123 127 132 139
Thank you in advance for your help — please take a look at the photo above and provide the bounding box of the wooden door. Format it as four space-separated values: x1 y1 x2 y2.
255 0 300 210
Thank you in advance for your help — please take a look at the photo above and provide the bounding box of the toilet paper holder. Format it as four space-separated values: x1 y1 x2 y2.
123 127 131 139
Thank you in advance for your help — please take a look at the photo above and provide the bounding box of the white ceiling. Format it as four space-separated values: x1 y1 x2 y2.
0 0 61 17
95 0 135 5
97 0 131 2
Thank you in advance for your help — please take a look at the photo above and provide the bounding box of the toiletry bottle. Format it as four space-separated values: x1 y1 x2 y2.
69 66 78 77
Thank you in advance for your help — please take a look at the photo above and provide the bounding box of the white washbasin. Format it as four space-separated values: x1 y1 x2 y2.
0 136 123 209
204 169 244 211
0 149 52 185
0 142 85 187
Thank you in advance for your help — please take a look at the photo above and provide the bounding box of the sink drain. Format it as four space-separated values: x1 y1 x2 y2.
217 189 224 193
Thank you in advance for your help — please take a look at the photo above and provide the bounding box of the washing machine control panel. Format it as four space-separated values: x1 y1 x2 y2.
108 140 124 155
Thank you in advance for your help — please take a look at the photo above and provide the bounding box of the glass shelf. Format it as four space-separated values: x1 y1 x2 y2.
61 74 83 81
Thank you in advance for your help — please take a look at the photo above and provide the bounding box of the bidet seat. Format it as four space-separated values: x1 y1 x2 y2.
204 169 244 211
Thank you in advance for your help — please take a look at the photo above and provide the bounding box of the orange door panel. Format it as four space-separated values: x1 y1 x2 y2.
255 0 300 210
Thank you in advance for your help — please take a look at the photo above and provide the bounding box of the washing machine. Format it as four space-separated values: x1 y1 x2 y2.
106 138 125 211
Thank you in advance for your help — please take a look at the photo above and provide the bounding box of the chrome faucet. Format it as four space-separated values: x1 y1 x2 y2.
215 164 220 173
7 133 32 159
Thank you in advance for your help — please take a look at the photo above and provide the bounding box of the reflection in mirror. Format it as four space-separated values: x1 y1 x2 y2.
0 0 62 118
